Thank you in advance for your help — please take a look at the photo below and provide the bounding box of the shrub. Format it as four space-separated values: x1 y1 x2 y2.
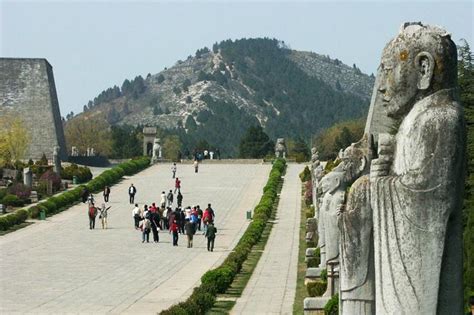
307 257 320 268
324 293 339 315
307 280 327 297
39 170 61 193
28 205 41 218
8 183 31 200
61 164 93 183
300 166 311 182
201 266 235 293
2 194 24 207
320 268 328 282
0 188 7 200
0 209 28 231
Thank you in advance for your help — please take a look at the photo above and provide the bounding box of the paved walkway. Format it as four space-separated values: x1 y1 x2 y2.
0 163 271 314
231 164 303 314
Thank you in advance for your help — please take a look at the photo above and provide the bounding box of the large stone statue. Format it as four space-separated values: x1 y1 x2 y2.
338 137 375 314
274 138 286 158
151 138 162 163
370 22 464 314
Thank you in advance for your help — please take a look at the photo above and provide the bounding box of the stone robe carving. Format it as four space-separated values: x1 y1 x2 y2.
371 90 464 314
152 138 162 163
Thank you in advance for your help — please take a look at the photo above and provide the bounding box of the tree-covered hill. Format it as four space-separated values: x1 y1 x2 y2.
65 38 374 156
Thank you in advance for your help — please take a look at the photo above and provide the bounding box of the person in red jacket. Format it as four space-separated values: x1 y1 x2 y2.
169 220 179 246
174 178 181 193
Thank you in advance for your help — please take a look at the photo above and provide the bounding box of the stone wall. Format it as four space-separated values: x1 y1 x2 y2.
0 58 67 160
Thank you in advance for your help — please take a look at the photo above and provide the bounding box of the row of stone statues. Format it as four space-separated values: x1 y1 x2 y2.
309 22 465 314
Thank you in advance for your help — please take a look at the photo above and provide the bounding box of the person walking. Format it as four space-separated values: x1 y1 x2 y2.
160 191 166 209
140 216 151 243
132 204 141 229
177 191 183 207
167 190 174 207
128 184 137 204
88 202 98 230
150 210 160 243
171 163 177 179
98 204 111 229
169 220 179 246
205 222 217 251
174 178 181 193
162 207 169 230
185 219 195 248
202 204 215 234
82 187 90 203
103 185 111 202
196 205 203 231
193 160 199 173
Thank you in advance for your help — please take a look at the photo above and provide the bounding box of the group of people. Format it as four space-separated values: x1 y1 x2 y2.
132 202 217 251
83 163 218 251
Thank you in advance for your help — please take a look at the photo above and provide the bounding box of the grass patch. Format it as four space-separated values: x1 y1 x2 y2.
293 181 312 314
206 175 283 314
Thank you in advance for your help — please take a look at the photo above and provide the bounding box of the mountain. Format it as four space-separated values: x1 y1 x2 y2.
66 38 374 156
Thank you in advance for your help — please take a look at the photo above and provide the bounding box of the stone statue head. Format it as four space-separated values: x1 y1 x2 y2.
378 22 457 119
320 165 345 195
342 136 370 183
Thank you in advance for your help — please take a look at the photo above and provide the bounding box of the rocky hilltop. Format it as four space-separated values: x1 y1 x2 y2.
67 38 374 155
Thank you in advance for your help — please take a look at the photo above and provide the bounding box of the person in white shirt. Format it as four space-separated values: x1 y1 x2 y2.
128 184 137 204
171 163 177 179
132 204 141 229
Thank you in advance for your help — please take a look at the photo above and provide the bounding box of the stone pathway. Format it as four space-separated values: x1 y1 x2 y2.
231 164 303 314
0 163 271 314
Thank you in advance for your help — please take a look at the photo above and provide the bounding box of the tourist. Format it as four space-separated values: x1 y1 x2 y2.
169 219 179 246
174 177 181 193
205 222 217 251
160 191 166 209
196 205 203 231
185 218 195 248
167 207 176 229
150 209 160 243
88 202 97 230
81 187 90 203
132 203 141 229
178 208 185 234
87 193 94 206
128 183 137 204
171 163 177 178
149 202 158 214
139 215 151 243
167 190 174 207
162 207 169 230
98 203 111 229
143 205 149 219
177 191 183 207
202 204 214 233
103 185 110 202
194 160 199 173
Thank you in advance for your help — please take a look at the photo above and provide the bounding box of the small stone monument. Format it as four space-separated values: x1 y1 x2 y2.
274 138 287 158
53 146 61 175
151 138 162 163
71 146 78 156
23 167 32 188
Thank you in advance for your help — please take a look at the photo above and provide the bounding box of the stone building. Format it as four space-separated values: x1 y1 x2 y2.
0 58 67 160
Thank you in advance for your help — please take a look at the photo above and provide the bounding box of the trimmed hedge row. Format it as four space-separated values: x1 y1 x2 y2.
0 157 150 231
160 158 287 315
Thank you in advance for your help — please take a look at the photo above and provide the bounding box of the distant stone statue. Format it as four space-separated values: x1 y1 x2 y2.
319 165 346 296
71 146 78 156
274 138 286 158
23 167 32 188
53 146 61 175
151 138 162 163
311 148 324 212
338 138 375 315
369 22 464 314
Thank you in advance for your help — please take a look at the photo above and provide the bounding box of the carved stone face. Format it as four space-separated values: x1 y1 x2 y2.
378 47 418 118
320 171 342 194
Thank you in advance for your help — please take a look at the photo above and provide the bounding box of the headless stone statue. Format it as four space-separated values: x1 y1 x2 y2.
370 23 465 314
338 137 375 315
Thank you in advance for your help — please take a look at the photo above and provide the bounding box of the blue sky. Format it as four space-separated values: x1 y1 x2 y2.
1 0 472 116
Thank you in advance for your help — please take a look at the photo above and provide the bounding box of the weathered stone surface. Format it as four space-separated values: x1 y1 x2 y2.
303 296 330 314
305 267 323 279
0 58 67 160
338 139 375 314
151 138 162 163
369 22 464 314
53 146 61 175
23 167 32 188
